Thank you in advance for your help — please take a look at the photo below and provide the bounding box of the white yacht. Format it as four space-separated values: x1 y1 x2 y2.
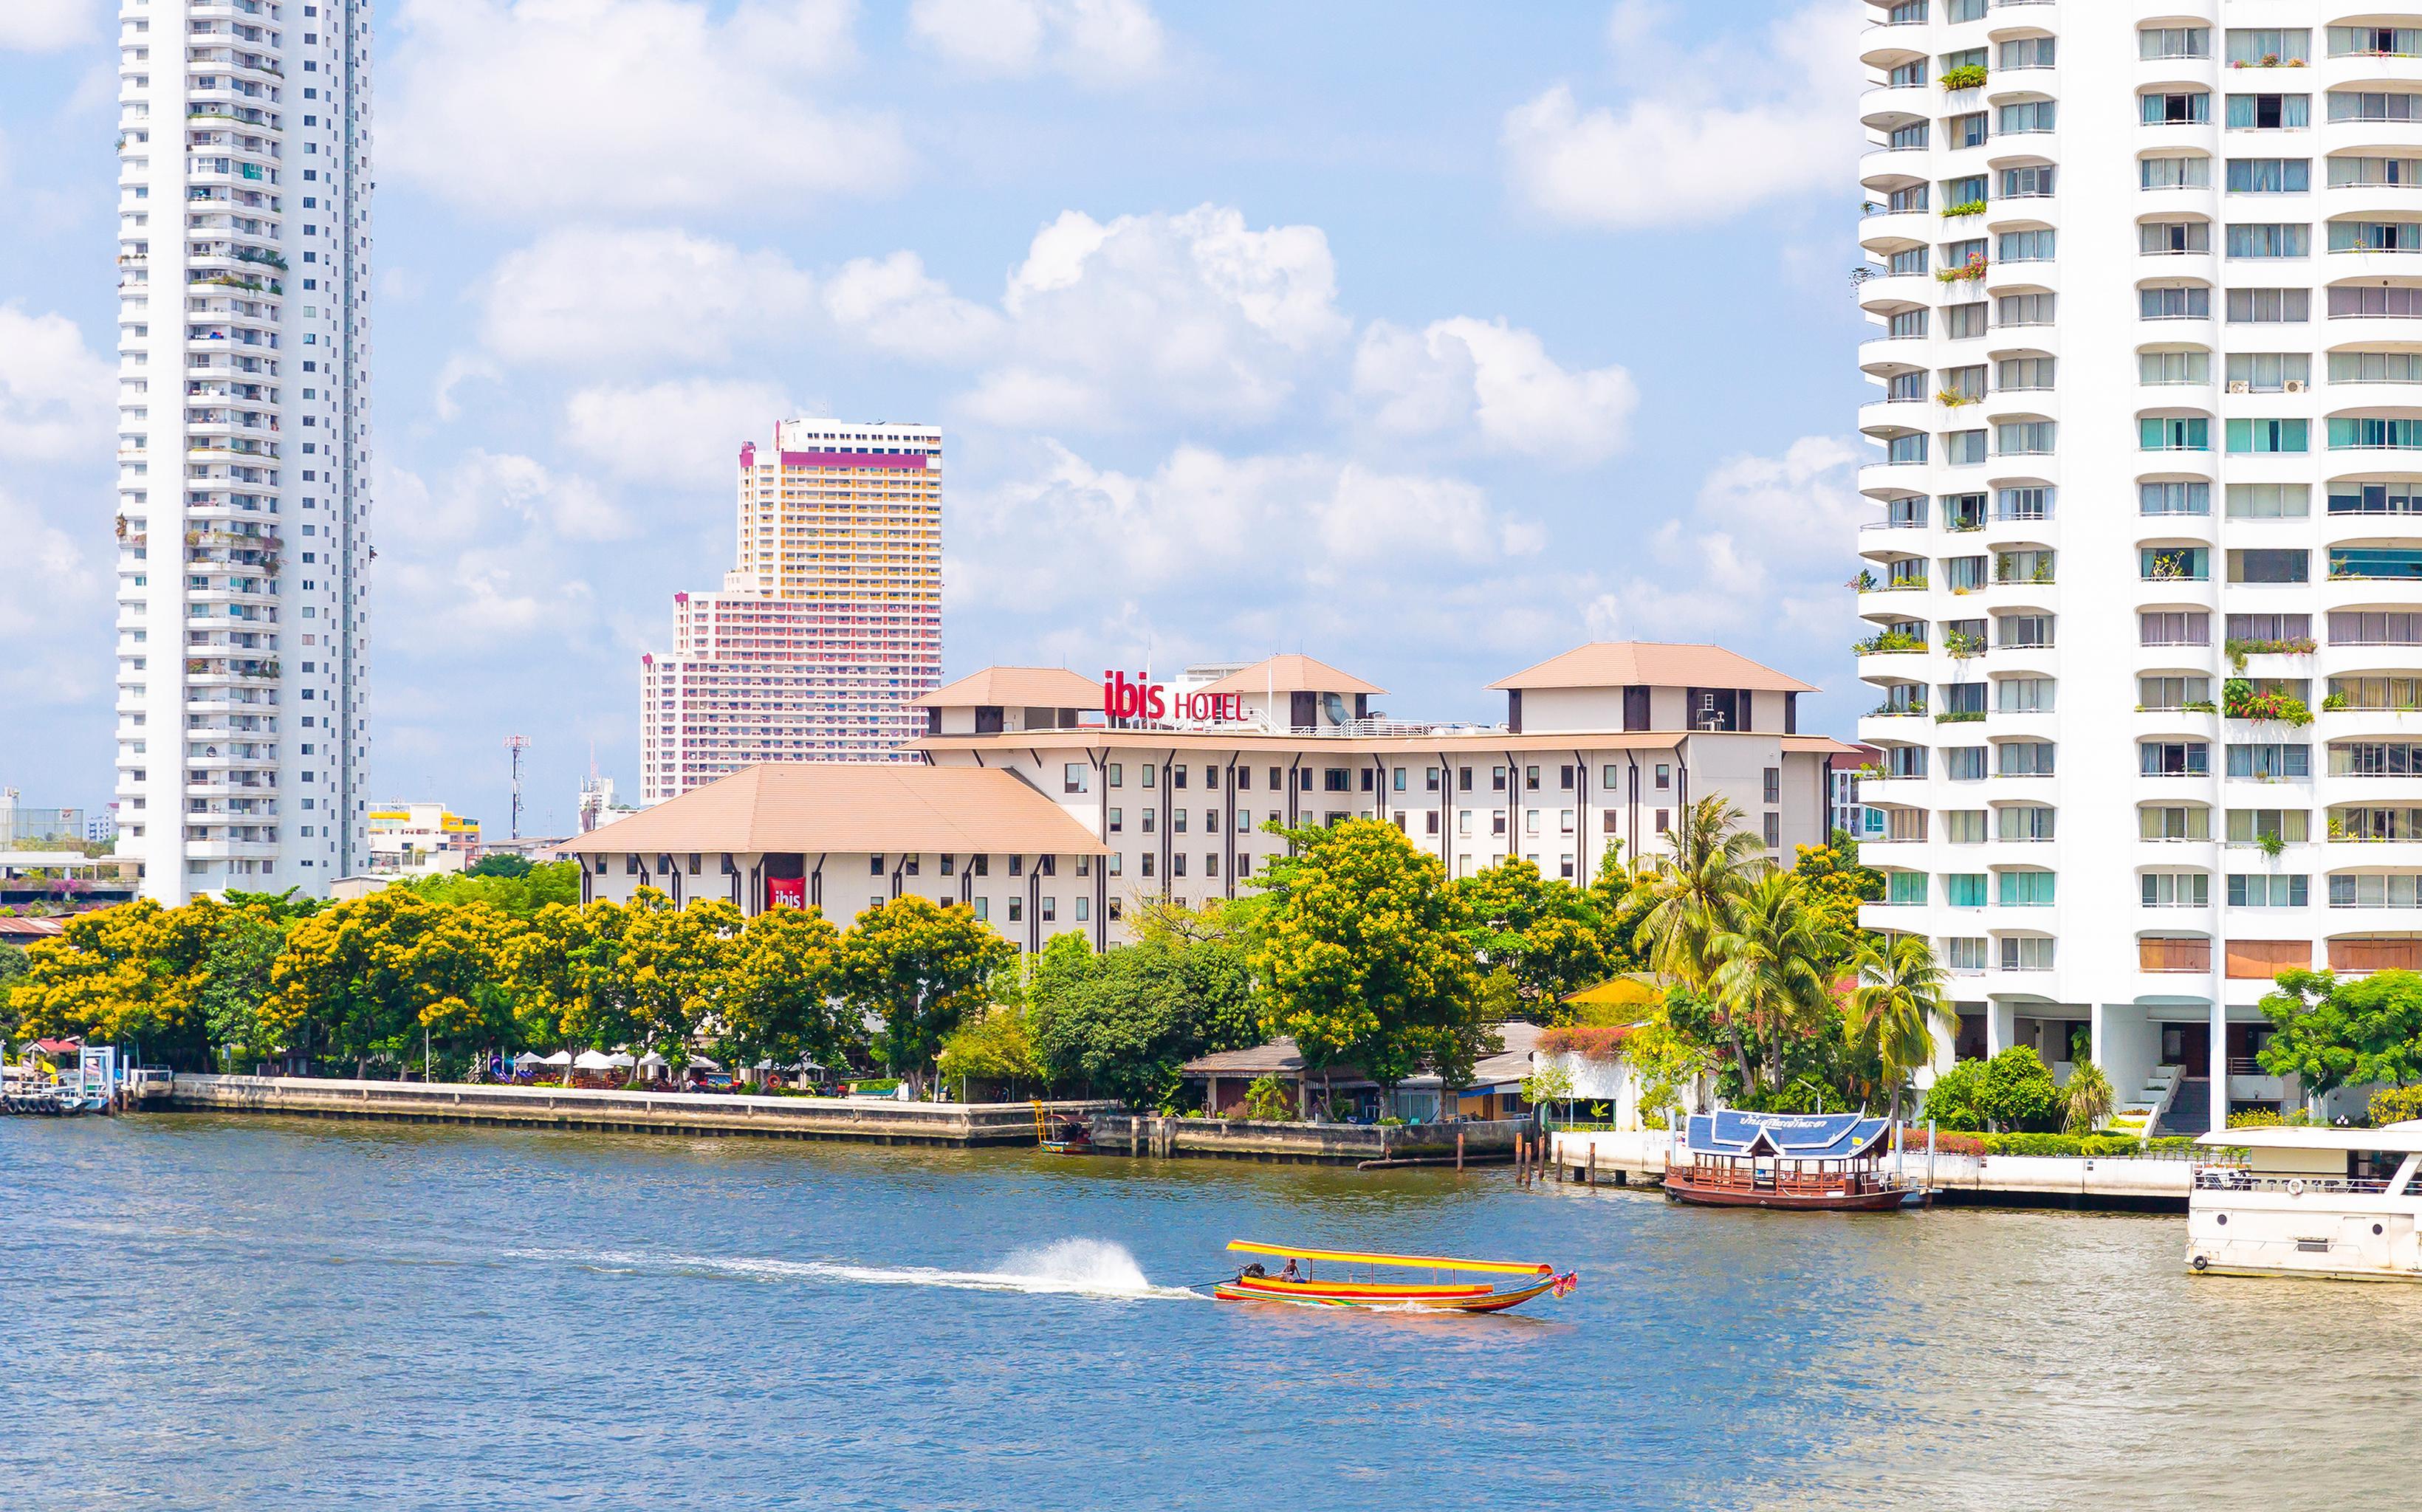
2188 1123 2422 1282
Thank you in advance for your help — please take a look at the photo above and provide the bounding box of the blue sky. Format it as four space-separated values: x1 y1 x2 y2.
0 0 1867 836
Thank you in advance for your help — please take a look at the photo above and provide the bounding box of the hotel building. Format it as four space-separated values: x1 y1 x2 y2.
365 800 480 876
1855 3 2422 1128
113 0 374 901
639 420 943 801
574 643 1853 953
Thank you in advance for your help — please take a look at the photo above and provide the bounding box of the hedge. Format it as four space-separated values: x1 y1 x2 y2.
1897 1129 2206 1158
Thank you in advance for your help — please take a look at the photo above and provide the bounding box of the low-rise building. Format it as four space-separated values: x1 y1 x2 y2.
366 803 482 876
0 791 84 846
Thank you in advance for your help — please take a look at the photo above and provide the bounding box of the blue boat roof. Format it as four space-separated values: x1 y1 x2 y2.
1685 1110 1889 1161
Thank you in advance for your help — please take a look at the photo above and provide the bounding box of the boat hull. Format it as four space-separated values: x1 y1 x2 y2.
1662 1175 1923 1212
1212 1275 1562 1313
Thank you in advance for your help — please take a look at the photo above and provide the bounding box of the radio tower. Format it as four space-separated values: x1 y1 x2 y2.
504 735 530 840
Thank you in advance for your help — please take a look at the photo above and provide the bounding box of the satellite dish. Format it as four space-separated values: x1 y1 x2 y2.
1321 691 1348 726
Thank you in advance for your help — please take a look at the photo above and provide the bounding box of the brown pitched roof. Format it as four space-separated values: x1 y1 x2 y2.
909 666 1100 709
1489 642 1817 694
1195 654 1386 697
560 765 1108 856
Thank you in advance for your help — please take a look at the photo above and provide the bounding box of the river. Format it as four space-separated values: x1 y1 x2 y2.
4 1116 2415 1510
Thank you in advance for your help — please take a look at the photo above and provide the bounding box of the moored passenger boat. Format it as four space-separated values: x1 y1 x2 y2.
1662 1110 1927 1212
2189 1121 2422 1282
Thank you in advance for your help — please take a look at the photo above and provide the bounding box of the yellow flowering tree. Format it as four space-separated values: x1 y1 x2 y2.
7 898 224 1064
838 895 1014 1098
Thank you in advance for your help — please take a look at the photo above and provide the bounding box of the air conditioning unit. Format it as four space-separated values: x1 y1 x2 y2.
2227 380 2251 394
2283 378 2307 394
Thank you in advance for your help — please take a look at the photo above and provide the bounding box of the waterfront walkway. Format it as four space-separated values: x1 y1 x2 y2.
1550 1129 2193 1212
156 1074 1117 1147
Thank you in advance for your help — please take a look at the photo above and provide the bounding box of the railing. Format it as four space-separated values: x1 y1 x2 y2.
2194 1170 2396 1195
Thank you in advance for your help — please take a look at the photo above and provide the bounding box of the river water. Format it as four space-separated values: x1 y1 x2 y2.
4 1116 2415 1511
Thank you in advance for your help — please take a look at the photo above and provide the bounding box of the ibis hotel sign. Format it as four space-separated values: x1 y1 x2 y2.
1102 670 1247 725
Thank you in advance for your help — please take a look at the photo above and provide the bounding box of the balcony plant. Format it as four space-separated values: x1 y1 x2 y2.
1935 252 1989 284
2259 831 2287 859
1850 569 1879 592
1945 628 1984 659
2181 699 2217 713
1936 388 1977 406
2224 635 2318 670
2322 690 2349 712
1935 709 1985 724
1940 63 1989 91
2223 676 2314 726
1856 628 1926 655
2146 551 2190 582
2032 559 2054 583
2329 814 2349 841
1942 199 1988 218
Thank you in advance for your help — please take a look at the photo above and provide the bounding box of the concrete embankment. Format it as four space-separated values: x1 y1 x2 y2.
156 1074 1117 1147
1551 1129 2192 1213
1090 1113 1525 1166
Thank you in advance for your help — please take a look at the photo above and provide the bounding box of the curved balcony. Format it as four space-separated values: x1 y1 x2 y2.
1860 80 1931 130
1860 148 1932 196
1858 396 1935 439
2319 53 2422 92
1855 269 1936 314
1857 460 1932 499
1858 207 1937 252
1857 332 1932 375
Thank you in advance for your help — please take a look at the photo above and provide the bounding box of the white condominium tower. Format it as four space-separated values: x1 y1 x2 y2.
113 0 374 901
1856 4 2422 1134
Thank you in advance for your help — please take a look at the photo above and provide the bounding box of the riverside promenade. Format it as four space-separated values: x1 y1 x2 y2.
1550 1128 2195 1212
1088 1113 1526 1166
153 1074 1118 1147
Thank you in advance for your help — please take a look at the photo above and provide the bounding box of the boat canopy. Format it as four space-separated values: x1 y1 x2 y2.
2196 1118 2422 1154
1685 1110 1890 1161
1225 1240 1551 1276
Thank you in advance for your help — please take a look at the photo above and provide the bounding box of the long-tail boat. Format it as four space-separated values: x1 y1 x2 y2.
1212 1240 1577 1312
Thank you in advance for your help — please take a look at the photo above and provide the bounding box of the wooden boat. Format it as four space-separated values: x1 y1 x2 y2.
1031 1102 1094 1155
1212 1240 1577 1313
1662 1110 1929 1212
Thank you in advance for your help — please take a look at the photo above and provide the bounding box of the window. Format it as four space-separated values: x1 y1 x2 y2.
2000 937 2056 972
1946 873 1986 908
1999 740 2056 776
1173 767 1188 790
1108 763 1122 787
2226 808 2310 845
2334 547 2422 579
1946 112 1986 150
1655 808 1670 833
1946 938 1989 972
2330 416 2422 450
1939 360 1986 402
2328 284 2422 317
2140 286 2210 320
1108 807 1122 834
2142 611 2211 646
2330 25 2422 58
1997 293 2054 326
2330 350 2422 384
1142 807 1155 834
2140 481 2210 516
2226 93 2310 130
2000 165 2055 199
1173 809 1187 834
2228 288 2310 323
1946 810 1987 844
2141 350 2208 385
1997 486 2051 520
1075 896 1090 922
2225 29 2310 66
2329 610 2422 644
2141 416 2209 450
2141 740 2212 776
2144 872 2211 907
2331 874 2422 908
2141 156 2209 190
2144 92 2210 126
1943 173 1987 209
1142 764 1155 788
974 855 989 876
2000 37 2054 69
972 897 989 921
1945 746 1985 780
1655 763 1671 790
2228 483 2310 518
2229 548 2310 583
1888 872 1928 906
2224 352 2310 391
2139 676 2213 710
1940 301 1986 340
1942 430 1984 465
1063 762 1088 794
1998 870 2056 907
2330 740 2422 776
1997 421 2055 455
1998 101 2056 135
2228 611 2312 645
2141 805 2212 841
2141 221 2209 255
1997 356 2055 389
1393 766 1407 792
2000 614 2054 648
1999 805 2055 841
1997 677 2054 713
1008 897 1024 922
1040 896 1057 923
2226 224 2310 258
2141 27 2209 61
2328 91 2422 123
2226 418 2308 453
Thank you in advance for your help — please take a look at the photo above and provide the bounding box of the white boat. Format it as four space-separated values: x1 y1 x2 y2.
2188 1121 2422 1282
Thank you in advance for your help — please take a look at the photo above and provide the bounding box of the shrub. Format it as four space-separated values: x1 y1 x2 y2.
2061 1061 2116 1135
1940 63 1989 90
1241 1073 1295 1122
1900 1126 1986 1156
1537 1024 1633 1059
1920 1057 1990 1130
2370 1084 2422 1127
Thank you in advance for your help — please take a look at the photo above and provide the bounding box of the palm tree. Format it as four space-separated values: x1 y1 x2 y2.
1709 871 1835 1093
1636 797 1769 1084
1847 931 1955 1127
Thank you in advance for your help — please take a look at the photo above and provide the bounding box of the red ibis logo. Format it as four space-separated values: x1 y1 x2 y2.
1102 670 1243 724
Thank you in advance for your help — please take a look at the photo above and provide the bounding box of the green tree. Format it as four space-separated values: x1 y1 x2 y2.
402 859 580 917
1707 871 1836 1094
466 853 535 879
2259 968 2422 1110
615 890 742 1069
1030 928 1257 1110
199 904 295 1070
716 904 849 1075
936 1006 1043 1094
2062 1060 2116 1135
1452 858 1612 1008
266 890 493 1076
838 895 1015 1098
1250 818 1480 1104
1920 1056 1989 1131
1792 831 1884 947
1978 1047 2062 1132
1846 931 1955 1127
1635 796 1765 1075
8 898 224 1067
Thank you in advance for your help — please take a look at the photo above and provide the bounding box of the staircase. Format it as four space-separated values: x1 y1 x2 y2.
2108 1065 2181 1140
2155 1079 2214 1138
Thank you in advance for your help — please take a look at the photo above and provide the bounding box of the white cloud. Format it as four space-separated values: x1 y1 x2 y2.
476 227 819 367
0 306 114 461
1585 436 1861 647
1354 316 1637 463
0 485 102 704
382 449 633 549
387 0 910 216
377 452 631 659
562 377 792 487
908 0 1164 84
821 251 1004 363
1503 0 1862 229
0 0 100 50
964 205 1350 428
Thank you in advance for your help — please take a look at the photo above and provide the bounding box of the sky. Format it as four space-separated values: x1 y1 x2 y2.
0 0 1872 837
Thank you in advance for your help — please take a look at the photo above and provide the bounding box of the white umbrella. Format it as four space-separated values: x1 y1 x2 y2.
604 1052 637 1069
512 1051 545 1068
637 1051 668 1069
687 1055 721 1071
538 1051 573 1067
572 1050 617 1071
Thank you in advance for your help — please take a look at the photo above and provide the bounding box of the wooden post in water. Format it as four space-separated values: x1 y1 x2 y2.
1588 1146 1598 1189
1456 1128 1465 1172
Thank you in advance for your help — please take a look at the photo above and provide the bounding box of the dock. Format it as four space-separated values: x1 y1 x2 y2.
1088 1113 1526 1166
1550 1128 2192 1213
150 1074 1118 1147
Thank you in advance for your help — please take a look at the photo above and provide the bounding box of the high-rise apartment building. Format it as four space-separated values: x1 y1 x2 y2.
1856 5 2422 1133
113 0 374 901
639 421 942 801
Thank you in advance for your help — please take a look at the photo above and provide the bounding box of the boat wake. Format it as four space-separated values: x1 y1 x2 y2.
510 1237 1202 1302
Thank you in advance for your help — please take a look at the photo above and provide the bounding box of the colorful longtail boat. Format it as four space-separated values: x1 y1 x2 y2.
1212 1240 1577 1313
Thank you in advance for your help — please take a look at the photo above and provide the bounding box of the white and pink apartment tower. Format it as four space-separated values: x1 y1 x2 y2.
639 420 944 803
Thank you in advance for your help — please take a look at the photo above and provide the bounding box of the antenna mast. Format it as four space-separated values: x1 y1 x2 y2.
504 735 531 840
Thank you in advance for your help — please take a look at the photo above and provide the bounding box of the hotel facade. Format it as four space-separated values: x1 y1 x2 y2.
638 419 943 802
574 644 1853 953
1855 2 2422 1129
114 0 375 901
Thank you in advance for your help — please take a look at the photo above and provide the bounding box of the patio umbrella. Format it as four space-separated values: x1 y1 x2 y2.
604 1053 637 1069
572 1050 618 1071
538 1051 573 1066
687 1055 721 1071
512 1051 545 1068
